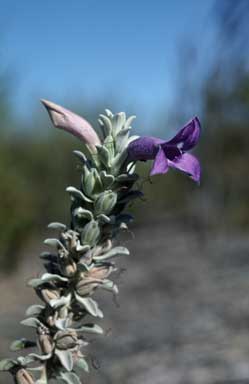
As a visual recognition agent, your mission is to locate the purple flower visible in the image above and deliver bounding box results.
[127,117,201,183]
[41,99,101,150]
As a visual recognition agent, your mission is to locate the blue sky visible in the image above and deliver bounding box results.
[0,0,215,127]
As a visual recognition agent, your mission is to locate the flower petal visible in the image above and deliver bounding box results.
[150,147,169,176]
[41,99,101,149]
[127,136,163,161]
[168,153,201,183]
[161,143,181,160]
[166,117,201,151]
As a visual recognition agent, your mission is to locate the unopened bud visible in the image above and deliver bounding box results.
[38,334,54,355]
[41,99,101,151]
[41,289,60,304]
[55,330,78,350]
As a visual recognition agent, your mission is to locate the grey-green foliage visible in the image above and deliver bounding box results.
[0,110,140,384]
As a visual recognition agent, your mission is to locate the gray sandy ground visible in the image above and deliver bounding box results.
[1,217,249,384]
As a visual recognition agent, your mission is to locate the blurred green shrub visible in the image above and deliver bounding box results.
[0,133,78,271]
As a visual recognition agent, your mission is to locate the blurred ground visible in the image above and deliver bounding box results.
[1,217,249,384]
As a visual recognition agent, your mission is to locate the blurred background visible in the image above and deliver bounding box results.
[1,0,249,383]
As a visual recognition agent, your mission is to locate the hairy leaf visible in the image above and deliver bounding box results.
[93,246,129,261]
[25,305,44,317]
[0,359,16,371]
[28,273,68,288]
[75,324,104,335]
[75,357,89,373]
[74,294,103,318]
[66,186,92,203]
[55,350,73,372]
[58,371,82,384]
[21,318,43,328]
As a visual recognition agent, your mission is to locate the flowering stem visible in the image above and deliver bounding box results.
[0,104,201,384]
[0,108,140,384]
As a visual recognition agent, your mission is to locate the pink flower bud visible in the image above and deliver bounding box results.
[41,99,101,150]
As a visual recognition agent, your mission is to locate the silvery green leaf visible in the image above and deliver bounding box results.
[124,115,136,129]
[127,135,139,145]
[91,168,102,193]
[21,318,43,328]
[16,356,33,366]
[10,338,36,351]
[98,117,104,127]
[93,246,129,261]
[84,170,95,196]
[26,305,44,317]
[100,171,114,188]
[94,191,117,216]
[97,214,111,224]
[96,145,110,168]
[38,272,68,282]
[50,294,71,309]
[118,190,143,204]
[103,134,113,147]
[55,350,73,372]
[58,372,81,384]
[75,324,103,335]
[81,220,100,246]
[73,150,88,163]
[75,244,90,253]
[75,358,89,373]
[102,279,119,294]
[115,128,131,152]
[44,238,65,249]
[73,207,93,221]
[28,273,68,288]
[48,222,67,230]
[54,318,71,331]
[103,135,115,157]
[112,112,126,134]
[74,294,103,318]
[98,114,112,136]
[111,150,128,171]
[81,163,90,180]
[105,108,113,118]
[40,251,52,258]
[28,278,46,288]
[66,187,92,203]
[0,358,16,371]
